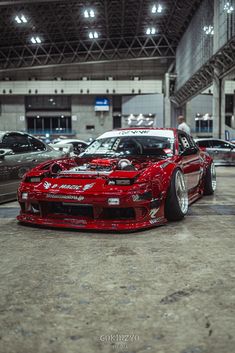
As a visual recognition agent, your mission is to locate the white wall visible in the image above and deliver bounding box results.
[0,96,25,131]
[71,96,113,140]
[122,94,164,127]
[0,80,162,95]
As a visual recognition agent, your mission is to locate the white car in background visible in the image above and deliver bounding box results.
[51,139,89,155]
[195,138,235,166]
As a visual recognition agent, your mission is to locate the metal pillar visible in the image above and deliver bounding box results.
[221,78,226,139]
[212,0,222,138]
[186,100,194,134]
[164,73,172,127]
[212,68,221,138]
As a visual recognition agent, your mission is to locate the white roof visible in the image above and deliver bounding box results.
[97,129,174,139]
[53,139,87,145]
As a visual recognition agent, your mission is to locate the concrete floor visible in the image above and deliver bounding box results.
[0,167,234,353]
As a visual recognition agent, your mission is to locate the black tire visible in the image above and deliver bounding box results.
[165,169,188,221]
[204,162,216,195]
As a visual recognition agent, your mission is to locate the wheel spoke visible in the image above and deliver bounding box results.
[175,170,188,214]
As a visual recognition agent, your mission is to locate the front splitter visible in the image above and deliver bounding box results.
[17,213,167,232]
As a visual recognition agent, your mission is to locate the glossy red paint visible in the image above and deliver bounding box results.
[17,128,213,231]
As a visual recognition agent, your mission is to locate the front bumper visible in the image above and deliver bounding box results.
[17,188,166,231]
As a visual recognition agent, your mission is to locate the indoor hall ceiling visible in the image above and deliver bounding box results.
[0,0,202,79]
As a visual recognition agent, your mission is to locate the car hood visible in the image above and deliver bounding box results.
[25,156,169,196]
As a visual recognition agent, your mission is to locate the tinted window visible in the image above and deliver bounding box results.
[189,136,199,150]
[211,140,232,149]
[197,140,212,148]
[1,133,31,153]
[28,136,47,151]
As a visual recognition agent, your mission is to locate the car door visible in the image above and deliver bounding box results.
[0,132,33,203]
[230,142,235,165]
[210,140,233,165]
[178,132,201,190]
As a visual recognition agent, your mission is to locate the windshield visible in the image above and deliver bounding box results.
[82,136,174,157]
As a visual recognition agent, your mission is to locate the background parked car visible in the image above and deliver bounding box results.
[51,139,88,155]
[195,138,235,165]
[0,131,67,203]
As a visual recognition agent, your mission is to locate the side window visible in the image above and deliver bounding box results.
[211,140,231,149]
[188,136,199,150]
[1,133,31,153]
[28,136,47,151]
[178,133,191,153]
[197,140,212,148]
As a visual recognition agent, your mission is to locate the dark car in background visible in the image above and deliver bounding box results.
[0,131,67,203]
[195,138,235,166]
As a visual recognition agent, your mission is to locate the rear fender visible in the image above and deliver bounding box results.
[199,151,213,176]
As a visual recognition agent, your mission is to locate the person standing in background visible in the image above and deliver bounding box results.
[177,115,191,135]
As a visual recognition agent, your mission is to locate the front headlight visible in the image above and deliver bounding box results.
[108,179,134,186]
[21,192,28,200]
[24,174,47,183]
[29,177,41,183]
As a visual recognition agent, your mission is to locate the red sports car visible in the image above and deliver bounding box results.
[17,128,216,231]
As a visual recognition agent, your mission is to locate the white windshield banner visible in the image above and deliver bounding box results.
[97,129,174,140]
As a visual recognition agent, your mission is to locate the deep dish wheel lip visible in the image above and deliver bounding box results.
[175,169,189,215]
[211,162,216,191]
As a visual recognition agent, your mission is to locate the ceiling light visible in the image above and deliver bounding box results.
[21,15,27,23]
[35,36,41,43]
[30,37,36,44]
[15,16,21,23]
[89,31,98,39]
[224,2,234,13]
[157,4,163,13]
[203,25,214,35]
[31,36,42,44]
[152,4,163,13]
[146,27,156,35]
[84,9,95,18]
[15,14,28,23]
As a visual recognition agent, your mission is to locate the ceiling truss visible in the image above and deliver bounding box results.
[0,35,176,71]
[0,0,202,73]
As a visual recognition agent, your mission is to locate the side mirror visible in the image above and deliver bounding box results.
[181,147,198,156]
[0,148,14,159]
